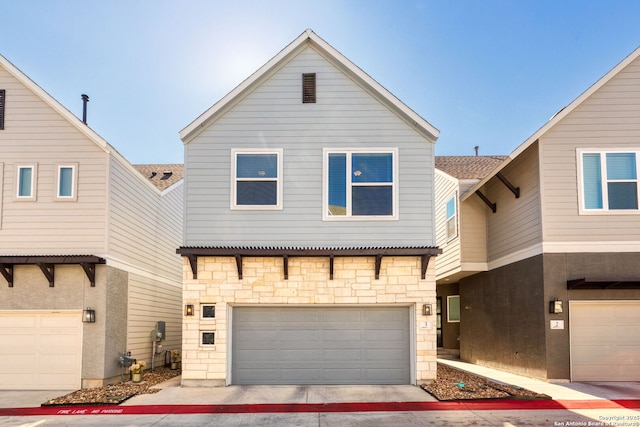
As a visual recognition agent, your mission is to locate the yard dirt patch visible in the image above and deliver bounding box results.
[422,363,551,401]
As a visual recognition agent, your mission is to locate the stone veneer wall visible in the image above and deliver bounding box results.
[181,256,437,386]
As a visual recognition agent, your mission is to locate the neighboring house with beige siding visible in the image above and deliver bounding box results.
[0,53,184,390]
[434,156,504,350]
[435,47,640,382]
[178,30,441,387]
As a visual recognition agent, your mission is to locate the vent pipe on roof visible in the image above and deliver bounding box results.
[81,94,89,124]
[474,145,479,156]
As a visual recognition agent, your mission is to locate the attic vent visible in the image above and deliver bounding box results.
[161,171,173,180]
[302,73,316,103]
[0,89,5,130]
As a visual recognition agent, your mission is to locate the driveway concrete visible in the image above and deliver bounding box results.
[1,358,639,426]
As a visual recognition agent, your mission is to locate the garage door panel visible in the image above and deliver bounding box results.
[323,349,362,360]
[280,350,321,361]
[322,329,361,341]
[233,306,410,385]
[570,301,640,381]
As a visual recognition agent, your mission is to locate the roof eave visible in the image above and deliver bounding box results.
[461,45,640,201]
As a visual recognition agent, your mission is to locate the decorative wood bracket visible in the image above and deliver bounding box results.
[188,255,198,279]
[80,262,98,287]
[177,247,443,282]
[37,263,55,287]
[0,263,13,287]
[235,255,243,280]
[375,255,383,280]
[420,255,433,280]
[496,172,520,198]
[475,190,497,213]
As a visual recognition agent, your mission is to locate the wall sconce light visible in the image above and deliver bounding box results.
[549,298,563,314]
[422,303,432,316]
[185,304,194,316]
[82,307,96,323]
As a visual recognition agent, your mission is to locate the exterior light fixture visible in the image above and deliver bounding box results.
[185,304,194,316]
[82,307,96,323]
[422,303,432,316]
[549,299,563,314]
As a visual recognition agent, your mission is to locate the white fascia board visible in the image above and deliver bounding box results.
[461,45,640,202]
[179,29,439,143]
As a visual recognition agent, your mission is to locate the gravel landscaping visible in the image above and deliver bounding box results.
[422,363,550,401]
[43,367,181,406]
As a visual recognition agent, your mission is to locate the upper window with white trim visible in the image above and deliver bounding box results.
[16,164,37,200]
[231,149,283,210]
[324,148,398,220]
[56,164,78,201]
[579,150,639,213]
[446,195,457,240]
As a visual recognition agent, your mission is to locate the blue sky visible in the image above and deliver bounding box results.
[2,0,640,164]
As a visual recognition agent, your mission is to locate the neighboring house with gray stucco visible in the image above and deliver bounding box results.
[178,29,441,387]
[435,47,640,382]
[0,53,184,390]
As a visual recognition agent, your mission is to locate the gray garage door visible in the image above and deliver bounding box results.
[232,306,410,385]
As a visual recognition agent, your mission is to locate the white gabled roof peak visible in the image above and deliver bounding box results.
[179,29,439,142]
[0,53,113,155]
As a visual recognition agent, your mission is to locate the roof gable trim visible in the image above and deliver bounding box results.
[179,29,439,142]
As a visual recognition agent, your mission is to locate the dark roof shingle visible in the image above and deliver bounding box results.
[133,164,184,190]
[435,156,506,180]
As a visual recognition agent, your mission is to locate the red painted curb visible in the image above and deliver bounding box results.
[1,399,639,416]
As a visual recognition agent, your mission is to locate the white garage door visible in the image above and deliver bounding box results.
[0,311,83,390]
[570,301,640,381]
[232,306,411,385]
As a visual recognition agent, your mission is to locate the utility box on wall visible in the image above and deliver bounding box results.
[152,321,166,342]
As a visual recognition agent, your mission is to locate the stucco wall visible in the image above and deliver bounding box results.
[543,252,640,379]
[182,255,437,386]
[459,255,547,379]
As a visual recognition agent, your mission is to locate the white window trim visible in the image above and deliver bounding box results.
[446,194,458,241]
[200,331,216,347]
[447,295,460,323]
[230,148,283,210]
[55,163,78,201]
[322,147,399,221]
[15,164,37,201]
[577,149,640,215]
[201,304,216,321]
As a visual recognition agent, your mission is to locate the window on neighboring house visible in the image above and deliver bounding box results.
[201,331,215,346]
[446,195,457,239]
[324,148,398,220]
[16,165,36,200]
[0,89,5,130]
[302,73,316,103]
[56,164,77,200]
[231,149,283,210]
[580,151,639,212]
[447,295,460,323]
